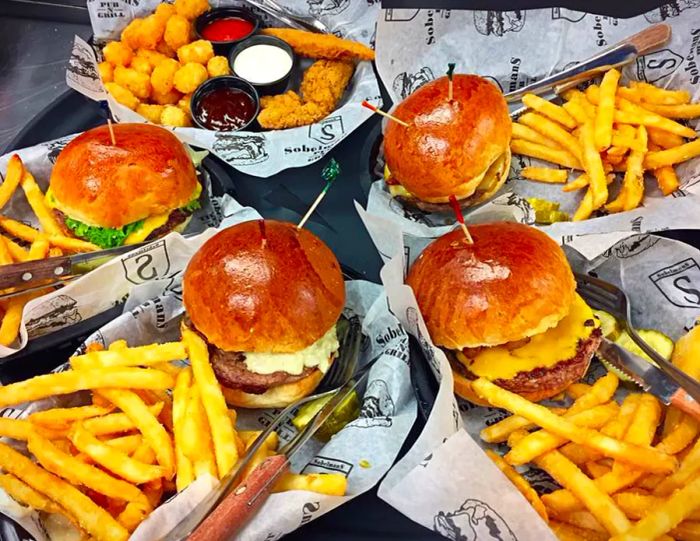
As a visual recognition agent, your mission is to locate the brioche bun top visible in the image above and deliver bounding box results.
[406,222,575,349]
[50,123,198,228]
[183,220,345,353]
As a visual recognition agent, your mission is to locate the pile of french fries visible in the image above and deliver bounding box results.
[0,155,100,347]
[512,68,700,221]
[475,371,700,541]
[0,325,346,541]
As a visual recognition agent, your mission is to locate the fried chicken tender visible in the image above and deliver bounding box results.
[261,28,375,61]
[98,61,114,83]
[105,82,140,110]
[173,62,208,94]
[161,105,192,127]
[103,41,133,67]
[152,88,183,105]
[137,103,165,124]
[165,14,193,51]
[175,0,210,20]
[207,56,230,77]
[151,58,180,94]
[177,40,214,65]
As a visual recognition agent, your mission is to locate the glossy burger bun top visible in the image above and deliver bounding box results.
[384,74,511,203]
[50,123,198,228]
[183,220,345,353]
[407,222,575,349]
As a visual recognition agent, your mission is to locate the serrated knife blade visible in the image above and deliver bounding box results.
[598,338,700,421]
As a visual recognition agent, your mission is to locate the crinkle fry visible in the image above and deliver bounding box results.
[261,28,375,61]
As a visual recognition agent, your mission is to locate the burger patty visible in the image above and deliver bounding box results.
[184,320,317,395]
[448,328,602,395]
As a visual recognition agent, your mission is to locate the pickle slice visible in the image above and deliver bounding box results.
[384,164,391,182]
[615,329,674,366]
[526,198,570,224]
[593,310,620,340]
[292,390,361,442]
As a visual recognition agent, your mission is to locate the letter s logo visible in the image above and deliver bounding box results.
[647,58,678,71]
[673,276,700,306]
[134,254,158,281]
[122,241,171,285]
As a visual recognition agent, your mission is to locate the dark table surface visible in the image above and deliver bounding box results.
[0,1,679,540]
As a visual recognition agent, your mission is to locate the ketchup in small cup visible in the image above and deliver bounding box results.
[229,35,296,96]
[191,76,260,132]
[195,7,259,55]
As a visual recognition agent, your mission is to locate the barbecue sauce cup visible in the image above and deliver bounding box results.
[191,76,260,132]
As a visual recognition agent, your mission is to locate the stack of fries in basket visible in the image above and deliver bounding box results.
[0,155,100,347]
[473,360,700,541]
[512,68,700,221]
[0,325,346,540]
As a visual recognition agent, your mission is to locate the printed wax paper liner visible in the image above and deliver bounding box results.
[369,4,700,247]
[357,199,700,540]
[0,220,416,540]
[66,0,381,178]
[0,131,253,358]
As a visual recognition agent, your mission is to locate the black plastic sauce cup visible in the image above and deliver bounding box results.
[194,7,260,56]
[229,35,296,96]
[191,76,260,132]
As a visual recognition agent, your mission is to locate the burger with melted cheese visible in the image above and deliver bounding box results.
[383,74,512,212]
[47,123,202,249]
[406,222,601,404]
[182,220,345,408]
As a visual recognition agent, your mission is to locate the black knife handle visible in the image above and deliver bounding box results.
[0,256,73,291]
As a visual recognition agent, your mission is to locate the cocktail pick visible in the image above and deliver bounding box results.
[297,159,341,229]
[361,101,409,127]
[107,119,117,145]
[448,195,473,244]
[447,63,456,101]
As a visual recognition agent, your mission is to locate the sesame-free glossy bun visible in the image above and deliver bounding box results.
[406,222,575,349]
[384,74,511,203]
[183,220,345,353]
[50,123,197,228]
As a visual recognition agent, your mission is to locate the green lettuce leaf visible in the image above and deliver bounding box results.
[64,217,144,249]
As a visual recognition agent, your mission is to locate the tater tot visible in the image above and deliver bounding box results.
[154,2,177,23]
[178,94,193,115]
[164,14,193,51]
[175,0,210,20]
[103,41,133,67]
[157,40,177,58]
[151,58,180,94]
[98,61,114,83]
[207,56,230,77]
[141,14,166,49]
[177,40,214,65]
[152,88,183,105]
[114,66,152,99]
[173,62,208,94]
[136,49,169,68]
[130,56,153,75]
[137,103,165,124]
[160,105,192,127]
[105,82,140,110]
[121,19,145,50]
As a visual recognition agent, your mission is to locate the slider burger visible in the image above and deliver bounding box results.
[47,123,202,249]
[383,74,512,211]
[182,220,346,408]
[406,222,601,404]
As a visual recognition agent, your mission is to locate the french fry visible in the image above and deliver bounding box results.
[657,414,699,455]
[653,165,680,196]
[510,139,582,170]
[513,122,563,149]
[48,247,63,257]
[552,510,606,533]
[671,521,700,541]
[550,520,607,541]
[0,473,63,514]
[585,461,611,479]
[0,216,40,243]
[619,393,660,446]
[97,389,175,480]
[272,472,348,496]
[182,383,218,479]
[629,81,692,105]
[647,127,685,149]
[28,236,49,259]
[173,367,194,492]
[2,236,29,262]
[0,156,24,211]
[559,442,603,465]
[83,402,163,436]
[568,373,619,415]
[614,492,700,522]
[0,442,129,541]
[579,120,608,208]
[521,166,568,184]
[70,422,164,484]
[641,102,700,119]
[485,449,548,521]
[506,403,618,465]
[472,378,677,473]
[655,435,700,496]
[70,341,187,370]
[522,93,578,130]
[481,416,537,443]
[645,138,700,169]
[0,368,173,407]
[0,287,47,347]
[182,324,238,478]
[239,430,279,451]
[602,394,641,439]
[614,103,697,140]
[29,404,114,429]
[519,112,583,163]
[611,474,700,541]
[20,172,62,236]
[565,382,591,399]
[47,234,99,253]
[611,132,645,153]
[573,188,595,221]
[562,99,591,126]
[594,69,621,150]
[103,434,142,455]
[0,237,12,265]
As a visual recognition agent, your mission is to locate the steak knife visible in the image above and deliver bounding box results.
[598,338,700,421]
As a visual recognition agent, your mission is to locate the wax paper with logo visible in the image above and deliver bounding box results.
[66,0,381,177]
[0,220,415,541]
[357,196,700,540]
[368,5,700,249]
